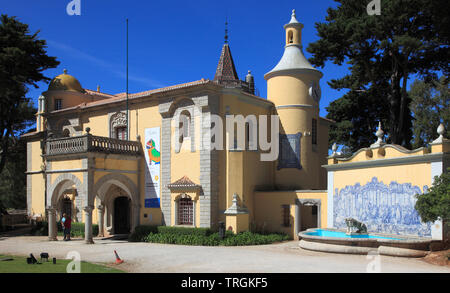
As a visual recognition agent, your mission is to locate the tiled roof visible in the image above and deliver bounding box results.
[84,89,118,99]
[50,79,214,113]
[167,175,201,189]
[214,44,239,83]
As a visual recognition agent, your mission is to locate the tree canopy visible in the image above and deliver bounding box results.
[409,76,449,149]
[0,137,27,209]
[307,0,450,152]
[0,14,59,173]
[415,168,450,223]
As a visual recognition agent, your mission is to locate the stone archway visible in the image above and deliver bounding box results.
[93,173,140,236]
[46,173,85,241]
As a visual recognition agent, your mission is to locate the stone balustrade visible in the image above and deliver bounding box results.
[46,134,142,157]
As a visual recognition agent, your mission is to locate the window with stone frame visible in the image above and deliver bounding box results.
[282,205,291,227]
[115,126,127,140]
[110,112,128,140]
[278,133,302,169]
[178,110,191,144]
[54,99,62,110]
[178,197,193,225]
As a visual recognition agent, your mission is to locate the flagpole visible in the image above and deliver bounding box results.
[126,18,129,140]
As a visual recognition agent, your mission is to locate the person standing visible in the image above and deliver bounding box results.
[61,213,67,240]
[64,213,72,241]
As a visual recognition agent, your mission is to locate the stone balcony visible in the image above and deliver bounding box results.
[45,134,142,157]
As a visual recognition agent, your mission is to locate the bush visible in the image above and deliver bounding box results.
[415,168,450,223]
[140,226,290,246]
[156,226,214,236]
[129,225,158,242]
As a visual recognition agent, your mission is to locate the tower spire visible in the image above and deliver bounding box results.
[224,17,228,44]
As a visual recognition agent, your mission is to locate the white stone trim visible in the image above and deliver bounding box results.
[327,171,334,228]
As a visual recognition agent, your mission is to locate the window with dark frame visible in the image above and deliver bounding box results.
[55,99,62,110]
[178,198,193,225]
[282,205,290,227]
[312,205,318,216]
[312,118,317,145]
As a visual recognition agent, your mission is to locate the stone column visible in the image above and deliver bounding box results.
[47,206,58,241]
[97,205,105,237]
[83,206,94,244]
[294,201,300,238]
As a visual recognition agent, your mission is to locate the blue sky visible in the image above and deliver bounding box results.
[2,0,349,117]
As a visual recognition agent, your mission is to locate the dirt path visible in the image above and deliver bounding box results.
[0,236,449,273]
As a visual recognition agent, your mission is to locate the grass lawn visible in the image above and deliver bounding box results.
[0,254,125,273]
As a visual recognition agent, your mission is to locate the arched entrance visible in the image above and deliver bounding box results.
[114,196,131,234]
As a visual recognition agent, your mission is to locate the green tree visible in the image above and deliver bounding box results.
[0,14,59,173]
[409,77,450,149]
[415,169,450,223]
[0,137,27,209]
[307,0,450,151]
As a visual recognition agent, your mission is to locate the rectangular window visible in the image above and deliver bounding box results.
[54,99,62,110]
[282,205,290,227]
[278,133,301,169]
[115,126,127,140]
[312,118,317,145]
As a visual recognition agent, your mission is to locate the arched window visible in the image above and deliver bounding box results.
[62,128,70,138]
[288,30,294,44]
[178,110,191,143]
[110,112,128,140]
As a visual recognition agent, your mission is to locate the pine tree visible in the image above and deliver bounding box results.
[307,0,450,151]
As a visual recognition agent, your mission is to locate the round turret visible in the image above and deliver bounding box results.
[265,10,326,190]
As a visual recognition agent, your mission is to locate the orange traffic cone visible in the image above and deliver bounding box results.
[114,250,124,264]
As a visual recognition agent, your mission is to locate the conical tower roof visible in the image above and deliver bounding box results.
[214,43,239,83]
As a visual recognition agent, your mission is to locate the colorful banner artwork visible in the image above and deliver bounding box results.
[144,127,161,208]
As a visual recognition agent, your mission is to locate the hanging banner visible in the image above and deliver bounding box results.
[144,127,161,208]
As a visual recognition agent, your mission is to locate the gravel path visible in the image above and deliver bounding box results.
[0,236,448,273]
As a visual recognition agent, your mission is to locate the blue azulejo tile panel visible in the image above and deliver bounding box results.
[333,177,431,237]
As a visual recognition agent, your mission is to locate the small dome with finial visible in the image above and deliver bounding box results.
[370,121,386,148]
[48,69,84,93]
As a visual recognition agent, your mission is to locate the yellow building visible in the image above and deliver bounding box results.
[24,10,331,242]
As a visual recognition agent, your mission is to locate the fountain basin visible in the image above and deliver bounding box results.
[298,228,432,257]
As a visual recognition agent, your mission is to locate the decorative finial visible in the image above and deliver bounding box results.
[292,9,296,17]
[85,127,91,134]
[432,123,446,144]
[97,85,100,92]
[332,142,337,153]
[224,18,228,44]
[63,69,68,74]
[370,121,385,148]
